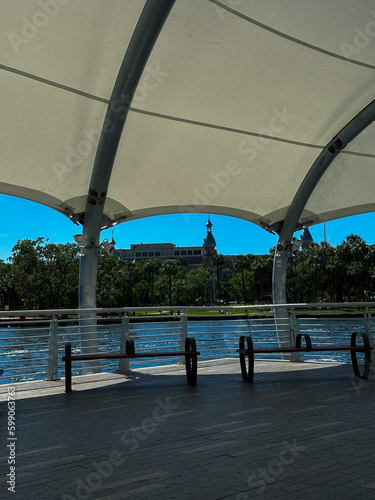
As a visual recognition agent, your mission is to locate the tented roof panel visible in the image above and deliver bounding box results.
[2,0,145,99]
[0,70,107,216]
[133,0,375,146]
[304,152,375,224]
[346,121,375,155]
[107,111,321,225]
[1,0,375,233]
[233,0,375,66]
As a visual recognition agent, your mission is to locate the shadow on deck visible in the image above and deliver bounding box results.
[1,359,375,499]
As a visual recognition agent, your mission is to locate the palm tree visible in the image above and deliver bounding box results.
[250,253,273,303]
[116,260,140,307]
[143,258,161,305]
[336,235,368,301]
[160,259,179,311]
[211,253,224,303]
[234,254,252,303]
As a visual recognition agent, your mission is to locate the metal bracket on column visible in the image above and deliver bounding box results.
[87,189,107,207]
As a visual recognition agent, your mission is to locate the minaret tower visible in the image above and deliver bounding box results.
[203,216,216,262]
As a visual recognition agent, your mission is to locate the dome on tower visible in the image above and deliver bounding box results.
[300,226,313,249]
[203,217,216,248]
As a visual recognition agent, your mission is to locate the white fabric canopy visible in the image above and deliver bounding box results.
[1,0,375,231]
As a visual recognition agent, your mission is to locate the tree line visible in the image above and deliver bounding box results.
[0,234,374,310]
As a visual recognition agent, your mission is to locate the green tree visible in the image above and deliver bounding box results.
[143,258,161,305]
[319,242,338,302]
[250,252,273,303]
[186,265,212,304]
[234,254,253,303]
[0,260,18,309]
[211,253,224,302]
[97,254,122,307]
[9,238,79,308]
[336,235,369,301]
[229,269,255,304]
[116,260,141,307]
[366,244,375,300]
[160,259,180,309]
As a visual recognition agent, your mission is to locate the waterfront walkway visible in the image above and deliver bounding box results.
[1,358,375,499]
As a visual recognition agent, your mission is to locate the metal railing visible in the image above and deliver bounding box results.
[0,303,374,384]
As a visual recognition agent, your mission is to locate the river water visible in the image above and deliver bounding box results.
[0,317,368,384]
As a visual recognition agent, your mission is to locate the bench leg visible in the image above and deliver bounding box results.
[185,337,197,386]
[65,343,72,393]
[239,336,254,383]
[126,338,135,355]
[350,332,371,380]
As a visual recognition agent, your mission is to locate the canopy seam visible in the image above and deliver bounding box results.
[209,0,375,71]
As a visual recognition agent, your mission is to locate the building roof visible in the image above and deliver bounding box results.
[1,1,375,235]
[300,227,314,249]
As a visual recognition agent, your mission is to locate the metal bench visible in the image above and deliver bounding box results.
[238,332,373,383]
[62,337,199,392]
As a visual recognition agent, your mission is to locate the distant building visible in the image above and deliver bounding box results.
[114,217,218,268]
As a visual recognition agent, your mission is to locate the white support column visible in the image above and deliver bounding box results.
[76,0,175,374]
[273,246,292,352]
[272,99,375,355]
[272,98,375,353]
[78,211,101,373]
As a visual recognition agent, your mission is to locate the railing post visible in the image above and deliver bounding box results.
[45,318,60,381]
[178,313,188,364]
[273,305,292,357]
[117,314,130,374]
[79,312,101,373]
[289,309,302,362]
[364,309,374,366]
[245,311,251,335]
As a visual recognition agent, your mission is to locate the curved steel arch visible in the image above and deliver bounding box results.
[272,98,375,346]
[79,0,175,311]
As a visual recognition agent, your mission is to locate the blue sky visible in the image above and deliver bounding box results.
[1,193,375,262]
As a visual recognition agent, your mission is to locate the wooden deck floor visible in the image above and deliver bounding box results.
[1,358,375,499]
